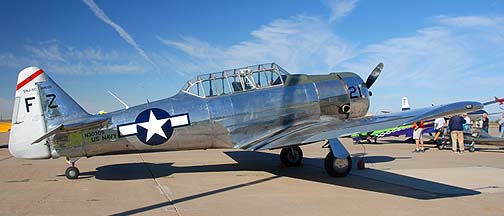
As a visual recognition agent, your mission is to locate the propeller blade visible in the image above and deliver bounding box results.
[365,62,384,88]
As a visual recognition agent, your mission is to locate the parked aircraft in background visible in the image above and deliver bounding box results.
[351,97,435,144]
[351,97,503,144]
[437,128,504,152]
[351,120,436,144]
[9,62,485,179]
[0,122,11,133]
[437,106,504,151]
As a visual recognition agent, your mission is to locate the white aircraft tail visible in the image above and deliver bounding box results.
[401,97,411,111]
[9,67,90,159]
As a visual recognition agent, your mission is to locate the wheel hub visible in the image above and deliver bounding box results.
[287,151,299,162]
[333,158,348,169]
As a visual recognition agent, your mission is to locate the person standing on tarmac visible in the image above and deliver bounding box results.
[499,113,504,138]
[462,113,471,133]
[413,120,425,153]
[481,113,489,133]
[449,114,466,153]
[434,117,446,146]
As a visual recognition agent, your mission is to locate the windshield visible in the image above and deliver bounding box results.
[182,63,289,98]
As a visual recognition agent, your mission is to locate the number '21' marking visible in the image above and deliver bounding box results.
[348,86,363,99]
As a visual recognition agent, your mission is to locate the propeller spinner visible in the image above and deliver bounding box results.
[365,62,384,89]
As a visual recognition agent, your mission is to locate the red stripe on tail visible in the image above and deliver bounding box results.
[16,69,44,90]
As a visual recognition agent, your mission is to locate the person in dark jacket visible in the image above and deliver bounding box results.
[449,114,466,152]
[481,113,489,133]
[499,113,504,138]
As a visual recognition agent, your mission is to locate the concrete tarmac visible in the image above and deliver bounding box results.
[1,128,503,216]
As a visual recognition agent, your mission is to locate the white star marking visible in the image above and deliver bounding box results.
[138,111,170,142]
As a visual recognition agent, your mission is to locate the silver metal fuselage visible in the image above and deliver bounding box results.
[51,73,370,158]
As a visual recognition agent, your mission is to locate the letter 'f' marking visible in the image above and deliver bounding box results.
[25,97,35,113]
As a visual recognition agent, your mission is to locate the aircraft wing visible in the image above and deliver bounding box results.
[249,101,483,151]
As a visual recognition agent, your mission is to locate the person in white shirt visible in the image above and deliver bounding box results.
[434,117,446,146]
[434,117,446,131]
[462,113,471,133]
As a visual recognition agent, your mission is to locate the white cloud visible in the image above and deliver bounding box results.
[342,15,504,85]
[25,43,65,62]
[342,27,475,86]
[159,13,504,113]
[339,15,504,112]
[159,13,504,95]
[0,53,25,69]
[0,40,148,75]
[434,15,503,28]
[322,0,358,22]
[82,0,156,66]
[159,15,355,75]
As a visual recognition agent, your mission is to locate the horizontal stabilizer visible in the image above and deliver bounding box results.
[32,116,109,144]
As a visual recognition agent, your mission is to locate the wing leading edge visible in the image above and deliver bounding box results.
[251,101,483,151]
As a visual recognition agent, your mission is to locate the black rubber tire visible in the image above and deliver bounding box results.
[324,152,352,177]
[469,146,475,152]
[65,167,80,180]
[280,146,303,167]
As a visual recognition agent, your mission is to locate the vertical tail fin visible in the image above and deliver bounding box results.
[9,67,90,159]
[401,97,411,111]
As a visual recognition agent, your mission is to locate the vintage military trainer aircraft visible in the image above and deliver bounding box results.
[9,63,484,179]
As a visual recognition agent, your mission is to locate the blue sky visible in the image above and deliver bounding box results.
[1,0,503,119]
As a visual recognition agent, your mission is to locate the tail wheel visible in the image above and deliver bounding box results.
[324,152,352,177]
[65,166,80,180]
[280,146,303,167]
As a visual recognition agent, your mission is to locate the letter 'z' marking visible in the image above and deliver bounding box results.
[117,108,190,145]
[46,94,58,108]
[25,97,35,112]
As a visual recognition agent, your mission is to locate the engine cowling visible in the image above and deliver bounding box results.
[312,72,370,119]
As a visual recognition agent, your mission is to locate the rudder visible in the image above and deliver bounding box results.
[401,97,411,111]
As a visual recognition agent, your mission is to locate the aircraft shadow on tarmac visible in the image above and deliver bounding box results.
[79,151,480,216]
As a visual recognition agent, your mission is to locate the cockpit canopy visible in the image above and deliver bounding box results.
[182,63,289,98]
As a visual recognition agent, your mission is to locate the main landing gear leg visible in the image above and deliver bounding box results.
[324,139,352,177]
[65,157,80,180]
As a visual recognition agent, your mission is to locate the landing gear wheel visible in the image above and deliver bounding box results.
[324,152,352,177]
[438,144,444,150]
[280,146,303,167]
[469,146,475,152]
[65,166,80,179]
